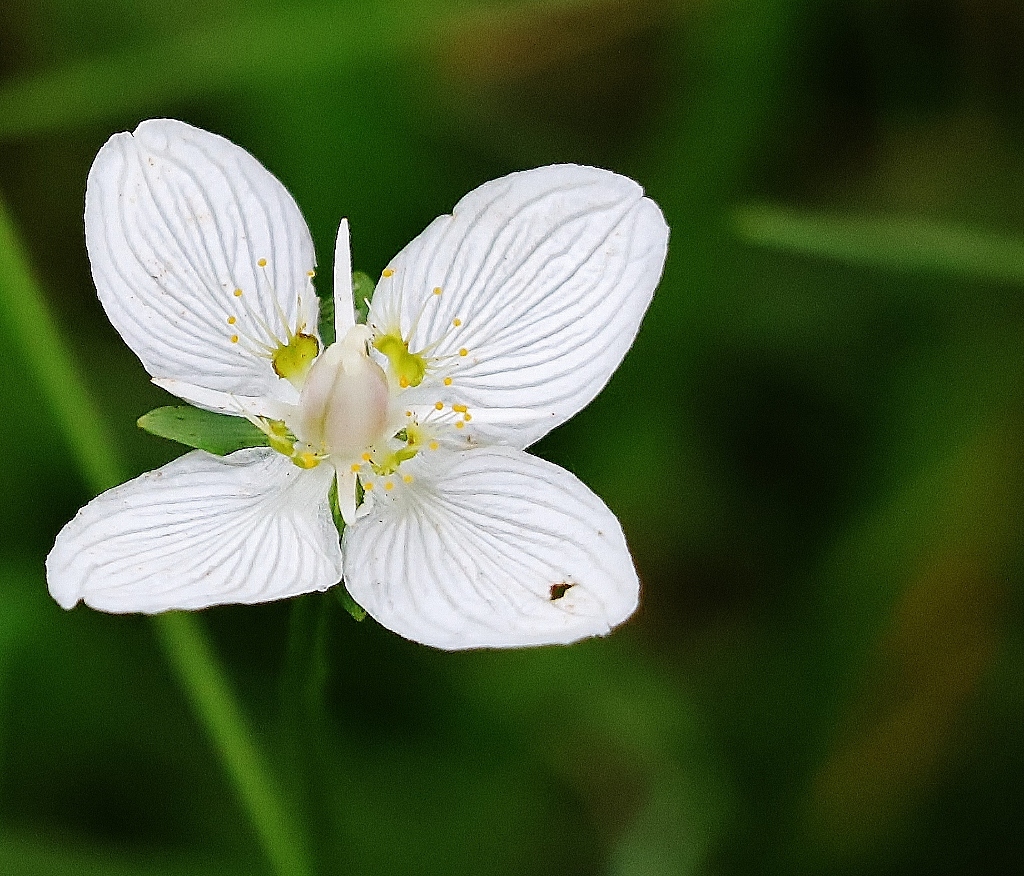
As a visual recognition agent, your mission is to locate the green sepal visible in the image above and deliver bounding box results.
[352,271,375,324]
[137,406,270,456]
[328,476,367,622]
[317,287,336,346]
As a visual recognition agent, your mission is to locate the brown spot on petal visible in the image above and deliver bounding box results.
[549,581,575,601]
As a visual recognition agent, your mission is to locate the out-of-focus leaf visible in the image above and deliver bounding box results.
[0,828,252,876]
[735,204,1024,286]
[137,406,270,456]
[0,0,608,139]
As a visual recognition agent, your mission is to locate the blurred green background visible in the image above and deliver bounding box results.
[1,0,1023,873]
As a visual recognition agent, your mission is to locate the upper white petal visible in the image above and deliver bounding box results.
[85,118,320,399]
[369,164,668,448]
[333,217,355,336]
[47,448,342,613]
[342,446,639,650]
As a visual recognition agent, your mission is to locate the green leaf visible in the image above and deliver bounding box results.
[734,204,1024,286]
[138,406,270,456]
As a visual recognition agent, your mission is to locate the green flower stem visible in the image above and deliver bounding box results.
[156,613,311,876]
[0,194,309,876]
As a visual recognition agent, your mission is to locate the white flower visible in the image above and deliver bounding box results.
[46,119,669,650]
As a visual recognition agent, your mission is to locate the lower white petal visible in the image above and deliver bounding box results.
[47,448,341,613]
[342,446,639,649]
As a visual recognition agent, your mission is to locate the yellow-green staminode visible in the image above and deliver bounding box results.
[271,332,319,386]
[373,332,426,388]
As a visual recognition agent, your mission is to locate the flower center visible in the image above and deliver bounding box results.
[294,325,391,463]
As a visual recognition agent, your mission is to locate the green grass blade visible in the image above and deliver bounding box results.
[0,198,123,492]
[735,203,1024,285]
[0,193,310,876]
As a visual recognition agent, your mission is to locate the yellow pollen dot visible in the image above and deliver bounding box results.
[234,288,243,297]
[455,421,465,429]
[230,335,239,343]
[307,270,315,278]
[227,315,237,325]
[258,258,267,267]
[433,287,442,296]
[399,375,410,388]
[350,463,361,472]
[452,318,462,327]
[402,474,414,484]
[429,441,439,451]
[384,481,394,491]
[382,268,394,278]
[459,348,468,357]
[443,377,453,386]
[363,481,374,490]
[463,413,472,421]
[452,403,467,413]
[435,401,444,410]
[405,410,412,417]
[362,452,372,462]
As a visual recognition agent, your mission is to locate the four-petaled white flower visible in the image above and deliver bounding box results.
[46,119,669,650]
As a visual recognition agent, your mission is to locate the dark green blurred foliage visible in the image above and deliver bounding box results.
[1,0,1023,874]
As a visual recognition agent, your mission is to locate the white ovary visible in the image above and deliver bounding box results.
[295,325,391,463]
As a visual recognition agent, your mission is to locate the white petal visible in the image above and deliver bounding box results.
[333,218,355,336]
[342,446,639,649]
[47,449,342,613]
[151,377,298,422]
[85,118,320,399]
[369,165,668,448]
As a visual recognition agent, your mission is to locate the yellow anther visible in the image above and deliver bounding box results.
[350,463,361,473]
[292,451,320,469]
[443,377,453,386]
[234,288,243,297]
[384,481,394,491]
[402,474,414,484]
[455,421,465,429]
[405,410,412,417]
[382,268,394,278]
[258,258,267,267]
[307,270,315,278]
[230,335,239,344]
[363,481,374,491]
[459,348,468,357]
[434,401,444,410]
[399,375,410,388]
[452,318,462,327]
[362,452,372,462]
[452,403,467,413]
[463,413,472,421]
[429,441,439,451]
[227,315,237,325]
[433,287,442,296]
